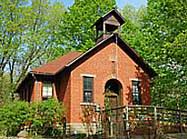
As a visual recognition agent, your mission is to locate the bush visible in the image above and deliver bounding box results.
[0,99,65,137]
[0,101,30,136]
[29,99,65,136]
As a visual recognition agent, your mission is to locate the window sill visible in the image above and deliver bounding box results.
[80,102,97,106]
[42,96,53,100]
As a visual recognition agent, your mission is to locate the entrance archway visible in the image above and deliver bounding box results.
[104,79,123,136]
[104,79,122,108]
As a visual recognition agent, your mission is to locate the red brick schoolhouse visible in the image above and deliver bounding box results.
[17,9,156,133]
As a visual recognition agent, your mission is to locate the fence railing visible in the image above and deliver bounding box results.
[100,105,187,138]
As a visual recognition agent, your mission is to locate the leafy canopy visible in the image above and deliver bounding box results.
[0,0,65,103]
[59,0,116,52]
[142,0,187,108]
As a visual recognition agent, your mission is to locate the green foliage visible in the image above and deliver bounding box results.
[29,99,65,136]
[0,0,66,103]
[121,1,187,109]
[0,101,30,136]
[104,97,113,117]
[151,31,187,108]
[141,0,187,108]
[59,0,116,51]
[0,74,13,105]
[121,5,147,55]
[0,99,65,137]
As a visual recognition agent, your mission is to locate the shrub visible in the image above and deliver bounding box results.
[0,99,65,137]
[80,105,97,136]
[29,99,65,136]
[0,101,30,136]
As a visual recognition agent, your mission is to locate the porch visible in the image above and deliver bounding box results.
[96,105,187,138]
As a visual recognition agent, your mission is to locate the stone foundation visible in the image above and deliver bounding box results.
[67,123,99,135]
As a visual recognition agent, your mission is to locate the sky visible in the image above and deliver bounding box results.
[62,0,147,9]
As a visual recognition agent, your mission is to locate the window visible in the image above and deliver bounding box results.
[42,82,53,100]
[83,76,93,103]
[132,80,141,105]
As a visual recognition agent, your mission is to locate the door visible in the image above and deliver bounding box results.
[104,79,123,137]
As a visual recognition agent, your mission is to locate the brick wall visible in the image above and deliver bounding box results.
[70,42,151,123]
[28,42,151,127]
[31,81,42,101]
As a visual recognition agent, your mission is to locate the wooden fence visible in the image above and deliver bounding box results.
[100,105,187,138]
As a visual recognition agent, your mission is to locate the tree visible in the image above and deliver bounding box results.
[142,0,187,108]
[156,30,187,108]
[120,1,187,109]
[121,5,147,55]
[58,0,116,52]
[0,0,66,103]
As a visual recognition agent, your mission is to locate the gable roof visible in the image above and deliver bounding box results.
[66,34,157,78]
[31,51,82,75]
[31,34,156,78]
[17,33,156,92]
[92,9,125,27]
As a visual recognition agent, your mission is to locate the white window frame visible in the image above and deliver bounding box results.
[42,82,53,99]
[83,76,94,103]
[131,80,141,105]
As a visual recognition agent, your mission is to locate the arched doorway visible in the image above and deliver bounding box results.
[104,79,123,136]
[104,79,122,108]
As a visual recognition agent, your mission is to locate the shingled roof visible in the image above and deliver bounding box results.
[17,33,156,93]
[92,9,125,27]
[31,34,156,78]
[65,34,156,78]
[31,51,82,75]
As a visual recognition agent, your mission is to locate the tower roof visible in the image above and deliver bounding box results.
[92,9,125,28]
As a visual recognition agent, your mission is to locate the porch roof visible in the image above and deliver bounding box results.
[31,51,82,75]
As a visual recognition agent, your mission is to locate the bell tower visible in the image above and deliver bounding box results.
[92,9,125,43]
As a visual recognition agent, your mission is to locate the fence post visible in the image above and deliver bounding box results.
[154,106,157,136]
[108,116,113,137]
[110,119,113,137]
[126,106,130,139]
[179,109,182,133]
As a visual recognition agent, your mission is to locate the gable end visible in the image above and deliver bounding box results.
[66,34,156,78]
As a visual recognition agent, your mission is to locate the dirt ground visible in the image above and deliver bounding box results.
[1,133,187,139]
